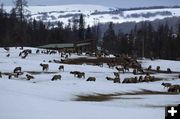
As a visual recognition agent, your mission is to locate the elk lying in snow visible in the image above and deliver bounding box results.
[51,75,61,81]
[26,74,34,80]
[59,65,64,71]
[40,63,49,71]
[106,76,114,81]
[4,47,10,52]
[161,82,171,89]
[86,77,96,81]
[6,54,10,57]
[168,85,180,93]
[8,73,20,79]
[122,77,138,83]
[13,67,22,73]
[70,71,85,78]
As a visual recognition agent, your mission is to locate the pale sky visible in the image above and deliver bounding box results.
[0,0,180,8]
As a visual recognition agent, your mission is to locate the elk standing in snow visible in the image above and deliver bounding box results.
[40,63,49,71]
[59,65,64,71]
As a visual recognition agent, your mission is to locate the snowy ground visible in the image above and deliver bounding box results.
[0,47,180,119]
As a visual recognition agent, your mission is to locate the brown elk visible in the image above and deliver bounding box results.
[4,47,10,52]
[26,74,34,80]
[86,77,96,81]
[167,68,172,73]
[156,66,160,72]
[122,77,138,83]
[70,71,85,78]
[161,82,171,89]
[115,67,125,73]
[113,72,120,78]
[51,75,61,81]
[6,54,10,57]
[59,65,64,71]
[40,63,49,71]
[13,67,22,73]
[168,85,180,93]
[147,65,152,70]
[106,76,114,81]
[113,77,121,83]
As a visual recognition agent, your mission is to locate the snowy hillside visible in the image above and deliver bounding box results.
[4,4,180,26]
[0,47,180,119]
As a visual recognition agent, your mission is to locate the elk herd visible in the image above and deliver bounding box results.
[1,47,180,93]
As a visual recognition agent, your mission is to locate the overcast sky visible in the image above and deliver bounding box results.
[1,0,180,8]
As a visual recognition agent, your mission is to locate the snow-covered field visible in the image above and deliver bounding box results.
[4,5,180,26]
[0,47,180,119]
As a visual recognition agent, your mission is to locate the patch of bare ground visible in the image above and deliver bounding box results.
[74,89,180,102]
[26,71,59,75]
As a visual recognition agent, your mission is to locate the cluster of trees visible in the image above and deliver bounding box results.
[0,0,179,59]
[102,22,180,59]
[0,0,99,47]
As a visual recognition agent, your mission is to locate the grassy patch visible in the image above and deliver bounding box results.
[74,89,179,102]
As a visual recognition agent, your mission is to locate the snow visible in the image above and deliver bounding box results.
[0,47,180,119]
[3,5,180,27]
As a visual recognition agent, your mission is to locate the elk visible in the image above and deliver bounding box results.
[115,67,124,73]
[161,82,171,89]
[138,76,143,82]
[26,74,34,80]
[40,63,49,71]
[70,71,85,78]
[156,66,160,72]
[59,65,64,71]
[6,54,10,57]
[13,67,22,73]
[147,65,152,70]
[167,68,172,73]
[8,73,20,79]
[168,85,180,93]
[113,72,120,78]
[51,75,61,81]
[4,47,10,52]
[113,77,120,83]
[106,76,114,81]
[122,77,138,83]
[86,77,96,81]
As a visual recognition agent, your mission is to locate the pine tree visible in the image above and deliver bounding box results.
[14,0,29,22]
[79,14,85,40]
[102,22,117,53]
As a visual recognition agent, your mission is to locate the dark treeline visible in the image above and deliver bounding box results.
[0,1,98,47]
[102,22,180,60]
[0,1,180,60]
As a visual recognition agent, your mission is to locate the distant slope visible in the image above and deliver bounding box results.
[4,4,180,27]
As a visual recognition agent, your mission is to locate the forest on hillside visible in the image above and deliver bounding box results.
[0,0,180,60]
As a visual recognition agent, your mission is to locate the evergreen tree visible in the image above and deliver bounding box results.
[79,14,85,40]
[14,0,29,22]
[102,22,117,53]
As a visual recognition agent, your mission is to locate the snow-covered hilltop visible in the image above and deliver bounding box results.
[4,4,180,26]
